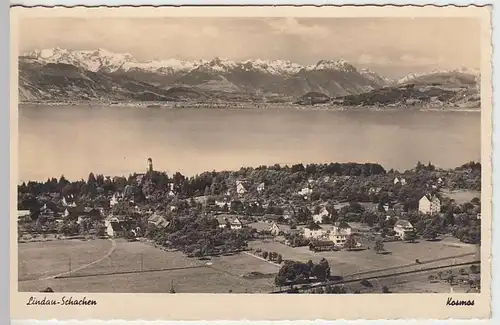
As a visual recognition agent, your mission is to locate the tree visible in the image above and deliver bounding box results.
[404,231,418,243]
[422,226,438,241]
[87,173,97,186]
[374,239,385,254]
[344,234,357,251]
[277,254,283,264]
[262,251,269,259]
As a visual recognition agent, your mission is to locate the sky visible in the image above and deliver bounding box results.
[19,17,481,78]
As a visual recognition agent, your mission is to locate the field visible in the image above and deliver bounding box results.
[248,236,479,277]
[441,189,481,205]
[18,234,479,293]
[341,266,479,294]
[18,239,279,293]
[18,239,114,281]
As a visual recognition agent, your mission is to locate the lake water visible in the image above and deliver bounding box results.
[18,105,481,182]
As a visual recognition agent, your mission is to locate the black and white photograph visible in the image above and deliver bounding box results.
[11,6,490,316]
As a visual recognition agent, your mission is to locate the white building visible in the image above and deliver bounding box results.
[215,200,229,208]
[329,221,352,246]
[400,178,407,186]
[303,225,327,239]
[268,222,282,236]
[236,181,248,195]
[419,194,441,215]
[257,182,265,194]
[62,195,77,208]
[394,177,400,185]
[216,215,243,230]
[109,193,121,207]
[298,187,313,199]
[394,219,414,240]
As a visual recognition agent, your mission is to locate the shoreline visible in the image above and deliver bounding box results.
[19,101,481,112]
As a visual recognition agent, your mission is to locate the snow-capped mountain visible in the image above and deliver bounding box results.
[23,48,137,73]
[19,47,398,101]
[22,48,366,77]
[398,67,480,84]
[359,68,394,86]
[241,59,303,75]
[305,59,357,73]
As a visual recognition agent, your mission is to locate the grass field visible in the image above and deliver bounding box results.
[248,237,478,276]
[18,239,279,293]
[343,267,477,294]
[18,235,479,293]
[441,189,481,205]
[18,239,114,281]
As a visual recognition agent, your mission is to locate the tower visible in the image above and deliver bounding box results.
[147,158,153,173]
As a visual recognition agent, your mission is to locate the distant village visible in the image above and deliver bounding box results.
[17,159,481,258]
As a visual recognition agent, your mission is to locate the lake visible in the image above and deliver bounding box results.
[18,105,481,182]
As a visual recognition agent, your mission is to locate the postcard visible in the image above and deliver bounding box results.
[10,4,492,320]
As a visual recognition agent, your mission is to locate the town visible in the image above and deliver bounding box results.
[17,159,481,294]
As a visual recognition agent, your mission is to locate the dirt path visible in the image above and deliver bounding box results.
[39,239,117,280]
[243,251,281,267]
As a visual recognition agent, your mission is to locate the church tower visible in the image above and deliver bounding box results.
[147,158,153,173]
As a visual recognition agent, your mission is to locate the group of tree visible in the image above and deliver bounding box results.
[254,249,283,263]
[275,258,331,287]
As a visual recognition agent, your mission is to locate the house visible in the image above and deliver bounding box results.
[369,187,382,194]
[109,193,121,207]
[282,208,294,220]
[17,210,31,223]
[216,214,243,230]
[400,178,407,186]
[135,174,145,185]
[257,182,265,194]
[148,213,170,228]
[312,206,329,224]
[394,177,400,185]
[329,221,352,246]
[236,181,248,195]
[104,216,127,237]
[39,204,55,219]
[419,194,441,215]
[215,200,229,209]
[309,240,338,252]
[268,222,282,236]
[303,224,327,239]
[61,195,77,208]
[394,219,414,240]
[298,187,313,199]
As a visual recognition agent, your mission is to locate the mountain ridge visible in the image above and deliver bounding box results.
[19,48,480,106]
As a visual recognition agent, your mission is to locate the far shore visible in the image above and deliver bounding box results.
[19,101,481,112]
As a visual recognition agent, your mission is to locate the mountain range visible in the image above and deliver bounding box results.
[19,48,480,108]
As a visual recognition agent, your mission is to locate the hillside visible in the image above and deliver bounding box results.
[295,92,331,105]
[291,69,481,109]
[333,84,480,109]
[20,48,392,102]
[18,59,213,103]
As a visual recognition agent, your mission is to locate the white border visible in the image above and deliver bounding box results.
[5,1,498,325]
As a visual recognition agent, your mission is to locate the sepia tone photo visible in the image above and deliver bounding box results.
[10,5,492,321]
